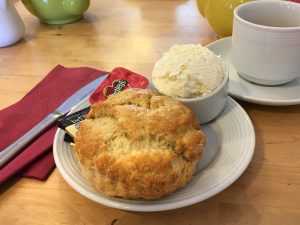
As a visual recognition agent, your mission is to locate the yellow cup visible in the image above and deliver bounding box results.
[196,0,252,38]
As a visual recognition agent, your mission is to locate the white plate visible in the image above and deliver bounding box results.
[207,37,300,106]
[53,97,255,212]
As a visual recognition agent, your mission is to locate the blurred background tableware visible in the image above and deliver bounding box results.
[0,0,25,47]
[196,0,252,38]
[21,0,90,24]
[231,0,300,86]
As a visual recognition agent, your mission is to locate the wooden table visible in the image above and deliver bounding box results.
[1,1,300,224]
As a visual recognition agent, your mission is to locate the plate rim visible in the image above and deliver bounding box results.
[206,36,300,106]
[53,96,255,212]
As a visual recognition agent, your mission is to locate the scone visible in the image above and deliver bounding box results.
[74,89,205,199]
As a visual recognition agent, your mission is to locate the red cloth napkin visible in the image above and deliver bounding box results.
[0,65,108,185]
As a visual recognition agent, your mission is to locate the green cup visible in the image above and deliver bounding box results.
[21,0,91,24]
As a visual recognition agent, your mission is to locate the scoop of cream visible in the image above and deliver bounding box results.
[152,44,225,98]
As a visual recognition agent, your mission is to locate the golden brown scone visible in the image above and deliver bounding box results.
[74,89,205,200]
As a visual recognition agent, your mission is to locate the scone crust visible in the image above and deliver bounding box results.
[74,89,205,199]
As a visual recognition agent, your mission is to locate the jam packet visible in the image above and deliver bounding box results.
[58,67,149,142]
[89,67,149,104]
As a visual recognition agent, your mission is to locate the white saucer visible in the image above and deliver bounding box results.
[206,37,300,106]
[53,97,255,212]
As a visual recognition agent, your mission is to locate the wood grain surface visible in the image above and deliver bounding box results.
[1,1,300,225]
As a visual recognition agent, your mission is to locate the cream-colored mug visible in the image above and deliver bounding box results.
[231,0,300,86]
[0,0,25,47]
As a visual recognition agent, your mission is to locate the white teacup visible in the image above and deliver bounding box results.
[231,0,300,86]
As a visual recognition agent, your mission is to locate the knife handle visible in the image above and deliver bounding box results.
[0,113,62,168]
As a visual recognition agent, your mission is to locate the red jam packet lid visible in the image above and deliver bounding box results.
[89,67,149,104]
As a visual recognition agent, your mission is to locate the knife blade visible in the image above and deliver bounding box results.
[0,75,107,168]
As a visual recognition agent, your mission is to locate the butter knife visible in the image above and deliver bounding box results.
[0,75,107,168]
